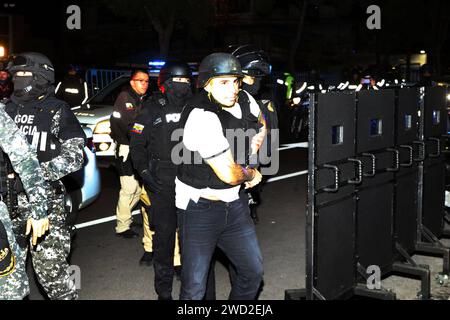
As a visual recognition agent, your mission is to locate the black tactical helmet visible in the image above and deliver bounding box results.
[8,52,55,84]
[157,61,192,88]
[197,53,243,88]
[230,45,271,77]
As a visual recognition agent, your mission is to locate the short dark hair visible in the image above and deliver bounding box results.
[131,69,149,79]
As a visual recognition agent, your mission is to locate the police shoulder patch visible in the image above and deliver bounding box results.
[131,123,145,134]
[125,103,134,110]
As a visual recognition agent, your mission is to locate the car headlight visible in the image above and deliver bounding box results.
[94,120,111,134]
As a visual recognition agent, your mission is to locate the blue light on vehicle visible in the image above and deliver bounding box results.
[148,60,166,67]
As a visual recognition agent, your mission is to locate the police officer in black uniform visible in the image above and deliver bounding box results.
[231,45,279,224]
[110,69,149,239]
[55,65,87,108]
[5,52,85,300]
[130,61,192,300]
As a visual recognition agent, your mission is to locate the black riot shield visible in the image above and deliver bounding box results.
[355,90,396,274]
[306,92,358,299]
[422,86,447,237]
[394,88,420,254]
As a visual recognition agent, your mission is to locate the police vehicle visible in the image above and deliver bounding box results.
[63,127,101,224]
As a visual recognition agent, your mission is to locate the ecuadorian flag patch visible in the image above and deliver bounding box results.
[131,123,145,134]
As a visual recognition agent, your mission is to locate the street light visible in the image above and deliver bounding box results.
[0,46,5,58]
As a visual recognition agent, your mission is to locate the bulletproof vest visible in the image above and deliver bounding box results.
[0,219,16,278]
[5,97,63,163]
[147,93,184,163]
[177,91,260,190]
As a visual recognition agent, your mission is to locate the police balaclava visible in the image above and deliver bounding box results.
[9,52,55,104]
[0,221,16,278]
[242,77,262,96]
[12,72,52,104]
[163,78,192,106]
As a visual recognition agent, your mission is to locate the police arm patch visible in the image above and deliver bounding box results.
[112,111,121,119]
[131,123,145,134]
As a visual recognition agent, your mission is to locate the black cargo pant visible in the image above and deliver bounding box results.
[146,174,177,299]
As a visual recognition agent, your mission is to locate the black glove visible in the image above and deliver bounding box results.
[140,169,163,194]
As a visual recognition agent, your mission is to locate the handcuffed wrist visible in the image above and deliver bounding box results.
[242,166,255,181]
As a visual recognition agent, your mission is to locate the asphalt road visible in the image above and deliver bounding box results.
[26,146,450,300]
[27,147,308,300]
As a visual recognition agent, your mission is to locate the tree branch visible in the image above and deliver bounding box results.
[143,5,164,34]
[288,0,308,73]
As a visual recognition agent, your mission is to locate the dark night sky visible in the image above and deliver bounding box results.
[1,0,450,80]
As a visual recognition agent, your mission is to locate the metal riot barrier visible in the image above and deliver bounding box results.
[285,85,449,300]
[84,68,131,96]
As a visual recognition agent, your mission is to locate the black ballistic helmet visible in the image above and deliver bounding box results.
[197,53,243,88]
[230,45,271,77]
[8,52,55,84]
[158,61,192,88]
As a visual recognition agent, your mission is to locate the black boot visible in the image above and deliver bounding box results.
[139,251,154,266]
[116,228,139,238]
[174,266,182,281]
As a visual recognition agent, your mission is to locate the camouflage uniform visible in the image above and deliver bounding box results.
[6,52,85,300]
[5,101,85,300]
[0,103,48,300]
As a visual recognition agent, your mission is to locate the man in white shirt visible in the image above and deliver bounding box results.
[176,53,265,300]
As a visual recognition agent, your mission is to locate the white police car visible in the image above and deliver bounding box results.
[63,127,101,225]
[73,74,158,157]
[73,75,126,157]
